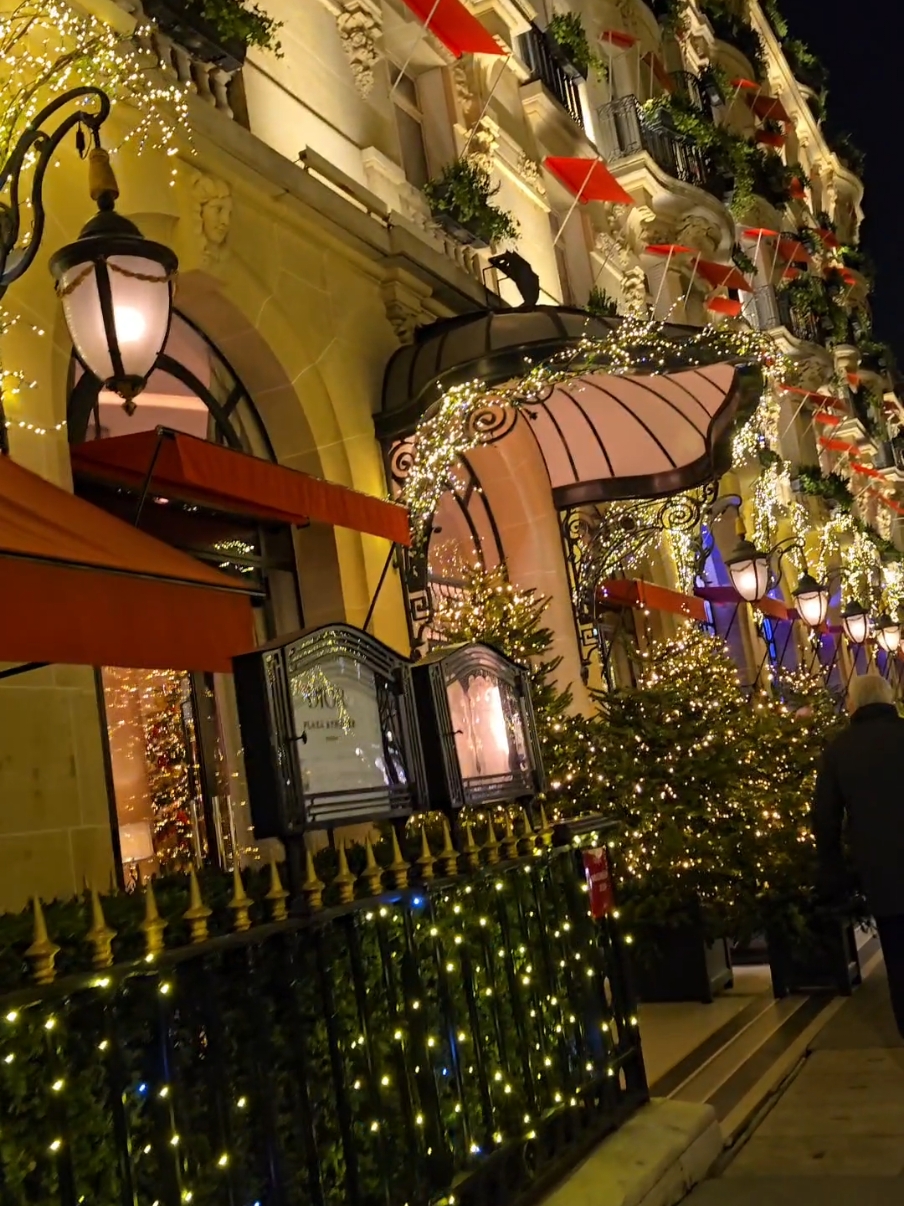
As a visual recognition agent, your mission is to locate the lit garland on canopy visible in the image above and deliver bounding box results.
[400,317,786,542]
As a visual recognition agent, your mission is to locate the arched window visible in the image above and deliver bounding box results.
[68,311,274,459]
[68,314,299,885]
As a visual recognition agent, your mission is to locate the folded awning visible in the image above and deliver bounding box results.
[695,584,790,622]
[399,0,502,57]
[600,578,707,621]
[694,259,751,293]
[0,454,256,672]
[520,362,748,505]
[544,157,634,205]
[71,429,411,546]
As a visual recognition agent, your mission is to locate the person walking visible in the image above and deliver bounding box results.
[812,671,904,1037]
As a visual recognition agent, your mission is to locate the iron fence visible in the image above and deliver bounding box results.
[518,26,584,126]
[596,96,721,197]
[0,821,646,1206]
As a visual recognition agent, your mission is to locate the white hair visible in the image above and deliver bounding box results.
[848,672,895,711]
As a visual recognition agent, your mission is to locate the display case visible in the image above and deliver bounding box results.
[411,643,545,813]
[233,623,425,837]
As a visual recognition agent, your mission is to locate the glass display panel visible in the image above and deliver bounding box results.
[445,668,530,784]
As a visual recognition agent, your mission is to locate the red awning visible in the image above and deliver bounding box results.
[601,28,637,48]
[695,584,790,622]
[544,157,634,205]
[706,296,742,316]
[779,384,845,410]
[599,578,707,622]
[815,411,841,427]
[0,453,256,671]
[694,259,751,293]
[742,227,779,240]
[749,94,791,123]
[398,0,502,57]
[755,130,785,148]
[71,429,411,546]
[645,243,694,256]
[731,77,760,91]
[776,238,810,265]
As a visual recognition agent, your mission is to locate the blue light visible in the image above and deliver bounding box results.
[137,1083,148,1096]
[411,896,424,907]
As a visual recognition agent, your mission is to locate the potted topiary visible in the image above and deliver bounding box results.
[143,0,281,70]
[546,12,605,81]
[423,158,519,249]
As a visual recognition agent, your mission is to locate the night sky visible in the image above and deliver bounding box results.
[780,0,901,365]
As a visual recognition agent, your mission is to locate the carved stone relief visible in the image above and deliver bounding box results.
[191,172,232,269]
[336,0,382,97]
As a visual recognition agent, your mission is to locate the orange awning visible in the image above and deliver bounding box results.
[398,0,502,57]
[544,157,634,205]
[694,259,751,293]
[705,295,742,316]
[71,429,411,546]
[599,578,707,622]
[0,453,256,672]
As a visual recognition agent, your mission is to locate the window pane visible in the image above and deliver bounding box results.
[395,105,429,189]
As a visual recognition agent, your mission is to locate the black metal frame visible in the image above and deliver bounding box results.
[411,643,546,813]
[233,623,426,843]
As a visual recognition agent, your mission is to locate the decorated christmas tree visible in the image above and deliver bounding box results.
[142,672,195,871]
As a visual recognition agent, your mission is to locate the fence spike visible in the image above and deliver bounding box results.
[439,817,459,877]
[87,887,116,969]
[520,806,538,854]
[141,881,166,957]
[538,803,555,848]
[334,838,357,903]
[484,817,500,865]
[25,897,59,985]
[362,835,384,896]
[388,828,410,890]
[266,859,290,921]
[183,868,212,944]
[302,848,325,912]
[416,825,435,880]
[229,865,252,933]
[461,822,480,871]
[502,812,519,860]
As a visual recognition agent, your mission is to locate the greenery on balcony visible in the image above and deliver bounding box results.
[146,0,281,53]
[798,466,902,560]
[699,0,768,81]
[585,286,619,318]
[642,91,801,215]
[778,271,852,347]
[831,131,866,179]
[546,12,606,79]
[423,158,519,247]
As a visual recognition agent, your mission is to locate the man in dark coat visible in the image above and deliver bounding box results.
[812,672,904,1037]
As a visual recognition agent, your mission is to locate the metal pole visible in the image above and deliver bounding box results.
[362,543,396,633]
[460,53,512,158]
[552,158,599,247]
[390,0,443,98]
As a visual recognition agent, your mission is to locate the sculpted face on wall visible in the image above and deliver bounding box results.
[191,172,232,267]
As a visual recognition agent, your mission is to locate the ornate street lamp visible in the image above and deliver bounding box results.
[791,572,830,630]
[841,601,870,646]
[0,87,177,434]
[724,534,771,603]
[874,613,901,655]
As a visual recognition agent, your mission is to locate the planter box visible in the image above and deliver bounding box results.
[767,915,862,998]
[432,209,489,250]
[731,933,769,966]
[142,0,246,70]
[630,922,733,1004]
[547,33,586,80]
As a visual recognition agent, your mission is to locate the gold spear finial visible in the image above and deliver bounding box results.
[184,869,212,944]
[538,803,555,848]
[502,811,519,860]
[266,859,289,921]
[333,839,357,904]
[387,829,410,890]
[87,888,116,969]
[484,815,501,865]
[461,822,480,871]
[439,816,459,877]
[141,880,166,957]
[302,848,325,912]
[362,835,384,896]
[416,825,435,881]
[26,897,59,985]
[229,865,252,933]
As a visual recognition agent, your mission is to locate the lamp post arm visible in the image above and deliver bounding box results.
[768,536,807,592]
[0,86,110,298]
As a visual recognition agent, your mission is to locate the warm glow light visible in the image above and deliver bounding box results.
[875,615,901,654]
[842,603,870,646]
[792,573,829,630]
[114,306,147,344]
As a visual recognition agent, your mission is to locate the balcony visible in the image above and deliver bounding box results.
[597,96,724,198]
[741,284,826,345]
[518,24,584,126]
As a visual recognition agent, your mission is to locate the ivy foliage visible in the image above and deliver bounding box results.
[547,12,606,79]
[423,158,519,246]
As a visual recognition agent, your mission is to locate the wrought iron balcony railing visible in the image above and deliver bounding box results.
[741,284,825,345]
[518,24,584,126]
[597,96,723,198]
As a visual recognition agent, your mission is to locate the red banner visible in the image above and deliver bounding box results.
[583,848,615,919]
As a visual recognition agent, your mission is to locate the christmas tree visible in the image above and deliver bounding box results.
[142,672,195,872]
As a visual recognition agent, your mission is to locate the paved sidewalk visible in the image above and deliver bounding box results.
[685,963,904,1205]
